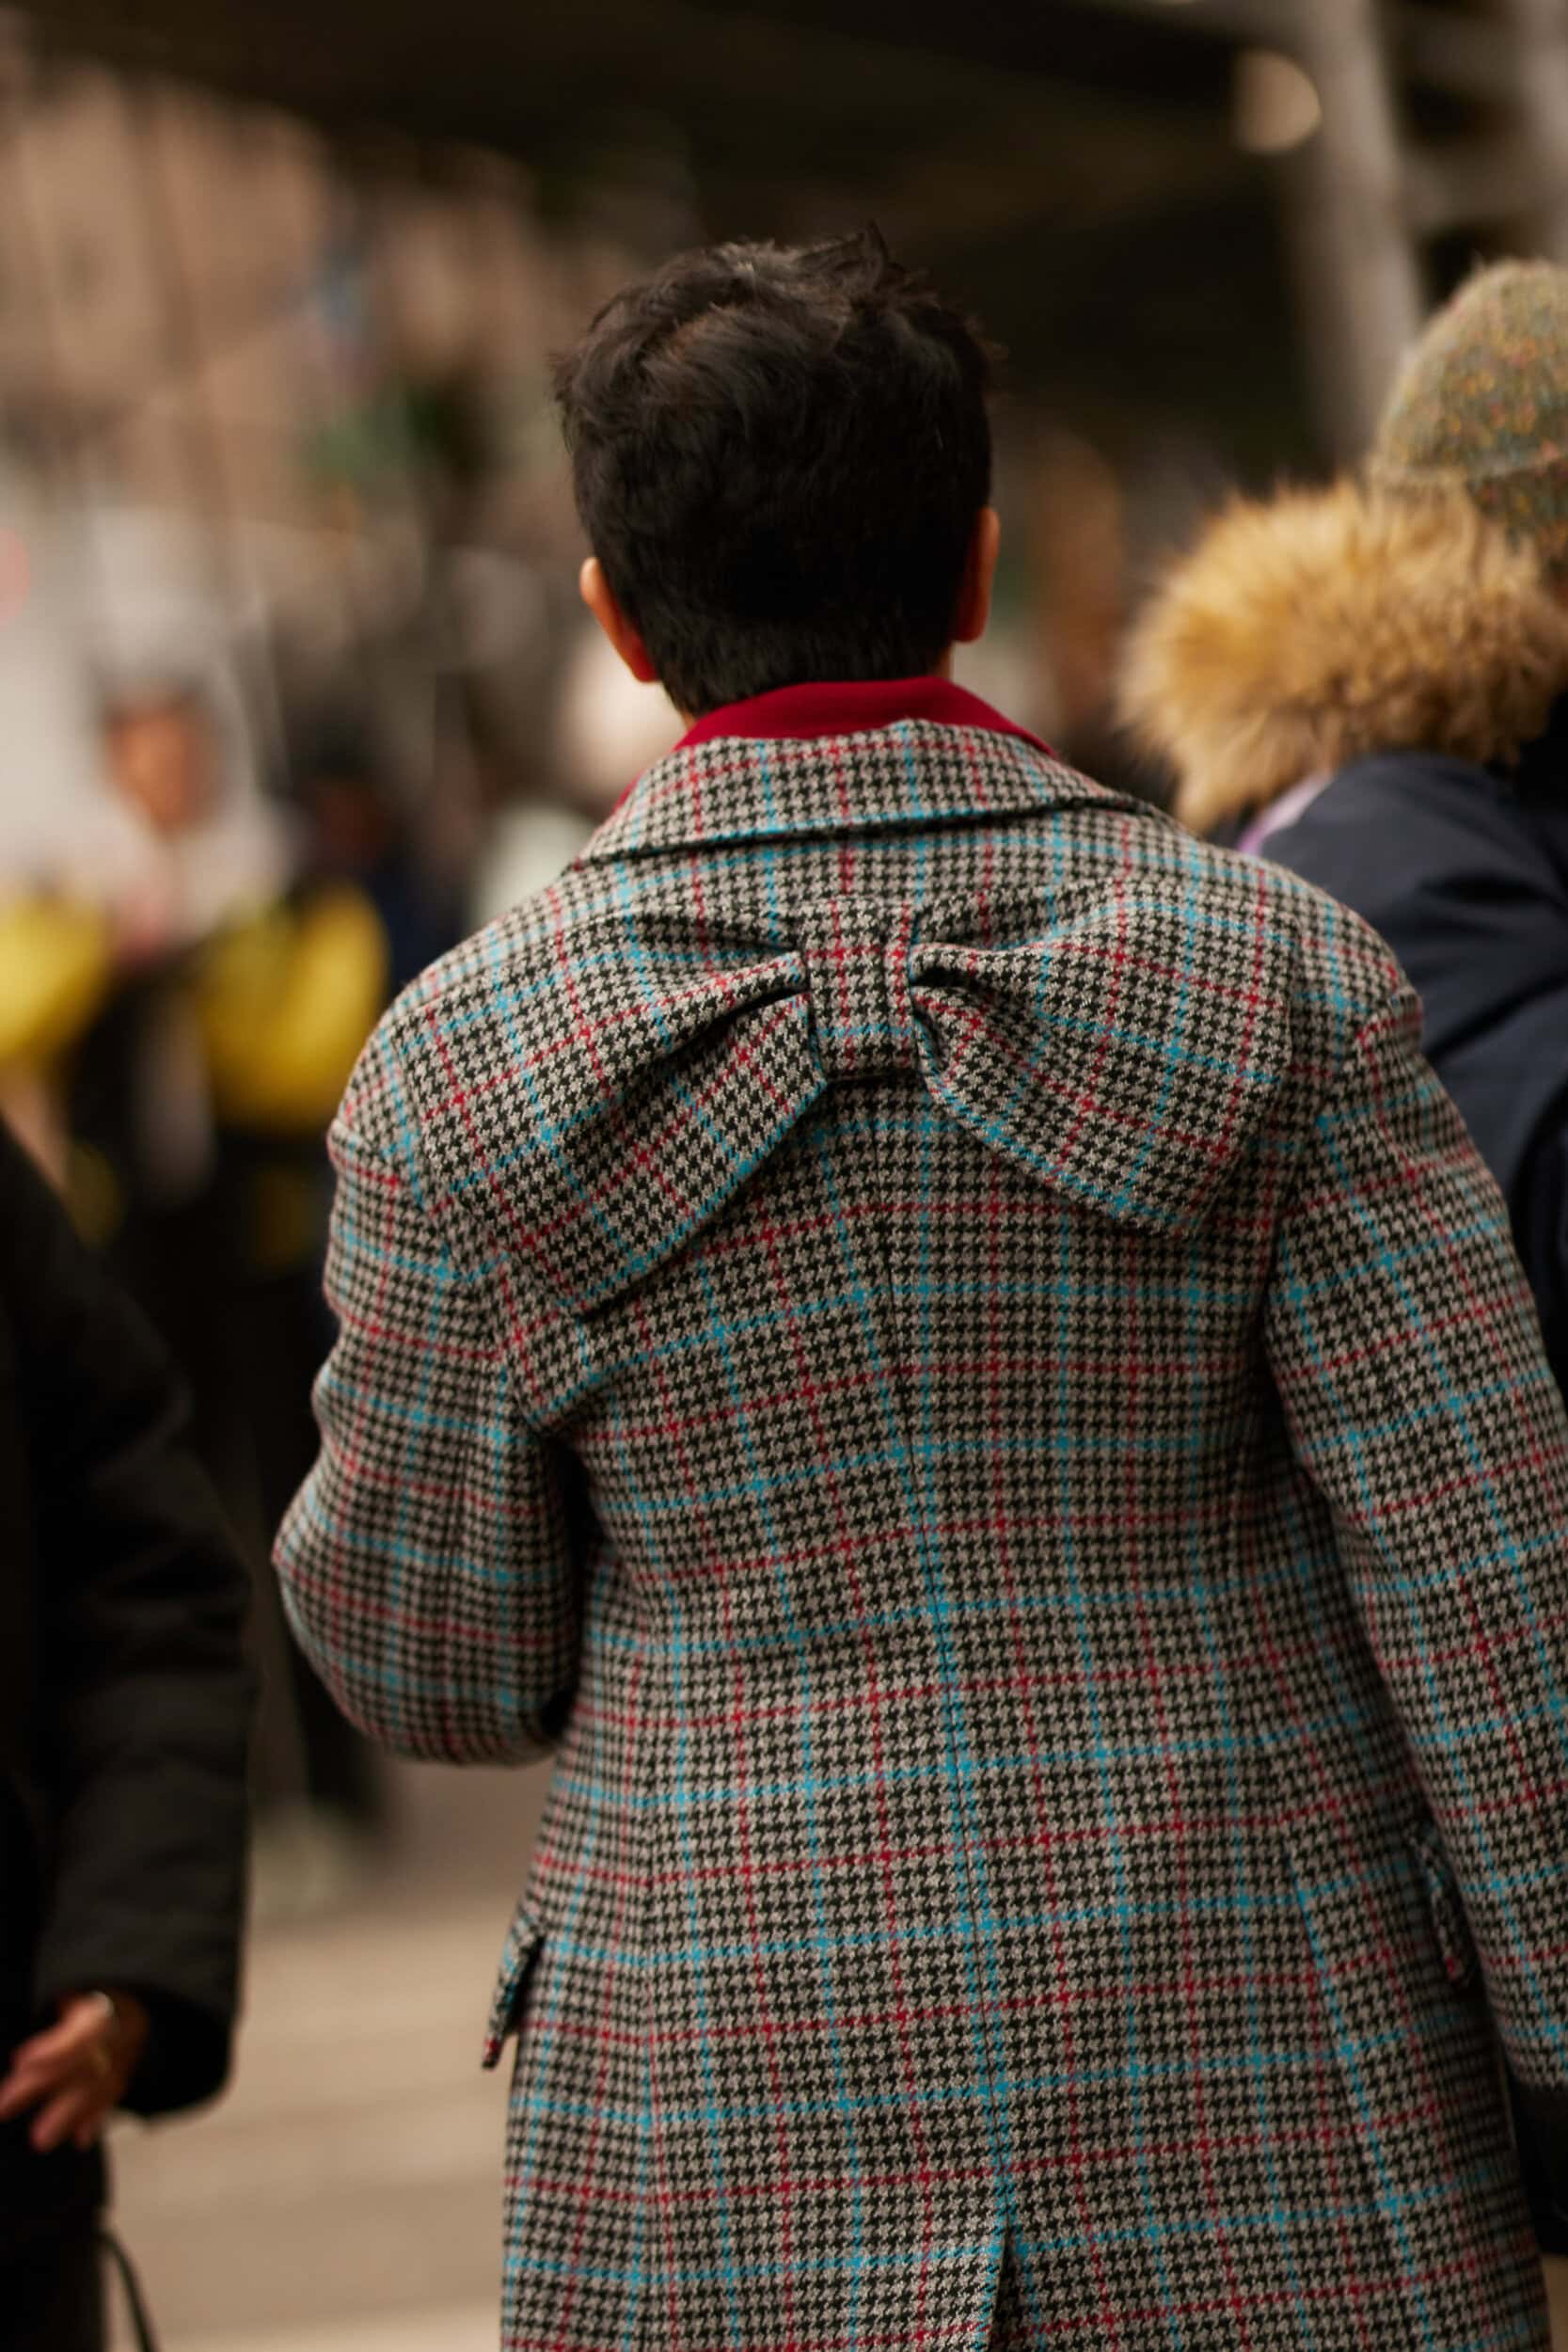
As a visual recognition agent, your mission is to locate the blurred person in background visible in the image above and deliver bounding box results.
[2,660,397,1899]
[66,681,276,1425]
[282,231,1568,2350]
[0,669,280,1200]
[281,710,459,999]
[87,687,414,1890]
[0,1119,251,2350]
[200,710,462,1879]
[1121,260,1568,1401]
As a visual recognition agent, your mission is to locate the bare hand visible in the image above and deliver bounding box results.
[0,1992,150,2151]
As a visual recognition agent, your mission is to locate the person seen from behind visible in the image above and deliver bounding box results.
[1122,258,1568,1396]
[1124,261,1568,2262]
[281,230,1568,2349]
[0,1121,252,2349]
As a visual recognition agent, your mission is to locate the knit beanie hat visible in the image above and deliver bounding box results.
[1370,259,1568,576]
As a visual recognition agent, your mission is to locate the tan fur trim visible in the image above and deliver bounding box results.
[1117,480,1568,834]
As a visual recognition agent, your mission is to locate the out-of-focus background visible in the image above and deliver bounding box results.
[0,1,1560,2343]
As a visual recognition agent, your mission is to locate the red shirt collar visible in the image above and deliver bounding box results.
[673,675,1053,755]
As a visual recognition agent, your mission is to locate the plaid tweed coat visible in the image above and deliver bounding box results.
[277,677,1568,2352]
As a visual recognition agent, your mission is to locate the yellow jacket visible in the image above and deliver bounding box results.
[197,883,389,1136]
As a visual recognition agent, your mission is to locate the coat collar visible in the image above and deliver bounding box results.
[673,675,1053,754]
[583,677,1126,862]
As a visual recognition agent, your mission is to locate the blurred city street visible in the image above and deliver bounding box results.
[106,1759,550,2352]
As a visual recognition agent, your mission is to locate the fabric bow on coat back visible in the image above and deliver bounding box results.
[411,876,1295,1311]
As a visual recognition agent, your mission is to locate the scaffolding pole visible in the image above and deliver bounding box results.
[1289,0,1424,456]
[1496,0,1568,262]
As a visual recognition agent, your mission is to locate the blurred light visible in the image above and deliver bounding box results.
[1234,49,1323,154]
[555,622,678,815]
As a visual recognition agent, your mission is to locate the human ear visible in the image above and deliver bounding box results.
[952,507,1001,645]
[579,558,659,686]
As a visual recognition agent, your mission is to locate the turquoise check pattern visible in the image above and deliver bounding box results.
[278,715,1568,2351]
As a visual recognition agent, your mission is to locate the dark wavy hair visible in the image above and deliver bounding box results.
[554,230,997,716]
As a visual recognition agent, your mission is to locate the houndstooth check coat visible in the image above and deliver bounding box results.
[277,676,1568,2352]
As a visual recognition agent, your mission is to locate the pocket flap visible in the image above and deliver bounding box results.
[1405,1816,1480,1993]
[482,1899,546,2070]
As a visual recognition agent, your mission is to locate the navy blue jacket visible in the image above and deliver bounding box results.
[1263,699,1568,1397]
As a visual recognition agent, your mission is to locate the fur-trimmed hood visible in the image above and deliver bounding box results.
[1119,480,1568,834]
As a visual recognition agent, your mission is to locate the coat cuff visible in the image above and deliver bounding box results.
[1507,2067,1568,2256]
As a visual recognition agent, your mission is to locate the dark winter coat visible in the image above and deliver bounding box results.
[1258,711,1568,1397]
[0,1124,252,2230]
[282,675,1568,2351]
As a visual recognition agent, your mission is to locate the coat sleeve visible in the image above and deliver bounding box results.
[7,1134,252,2117]
[274,1112,590,1765]
[1263,985,1568,2230]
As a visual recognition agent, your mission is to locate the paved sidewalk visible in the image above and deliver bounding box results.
[107,1758,547,2352]
[155,2315,497,2352]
